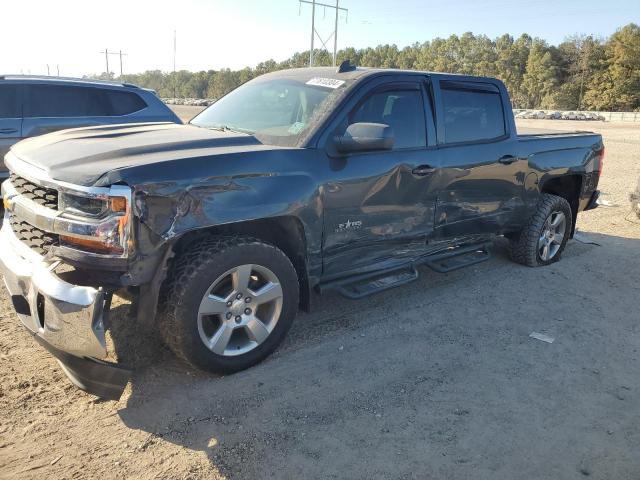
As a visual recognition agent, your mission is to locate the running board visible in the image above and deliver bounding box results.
[422,243,490,273]
[320,242,491,300]
[323,265,419,300]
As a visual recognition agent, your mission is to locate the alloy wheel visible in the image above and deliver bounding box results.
[538,211,566,261]
[197,264,283,356]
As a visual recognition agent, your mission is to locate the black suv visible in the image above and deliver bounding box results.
[0,75,181,178]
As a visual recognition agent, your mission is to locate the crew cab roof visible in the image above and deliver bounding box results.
[257,66,503,87]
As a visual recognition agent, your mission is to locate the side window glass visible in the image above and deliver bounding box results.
[0,85,21,118]
[348,89,426,149]
[104,90,147,116]
[86,90,111,116]
[25,86,147,118]
[26,85,89,117]
[441,83,506,143]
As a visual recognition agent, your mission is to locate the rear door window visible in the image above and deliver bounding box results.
[440,81,506,144]
[26,85,94,117]
[349,88,426,149]
[104,90,147,115]
[26,85,146,117]
[0,85,21,118]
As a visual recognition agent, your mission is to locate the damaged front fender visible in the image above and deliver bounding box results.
[100,149,326,324]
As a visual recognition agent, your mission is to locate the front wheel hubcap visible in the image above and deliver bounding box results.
[197,264,283,356]
[538,211,566,261]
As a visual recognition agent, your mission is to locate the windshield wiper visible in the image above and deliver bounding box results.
[209,124,253,135]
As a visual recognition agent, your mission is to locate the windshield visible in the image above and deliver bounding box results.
[190,78,342,147]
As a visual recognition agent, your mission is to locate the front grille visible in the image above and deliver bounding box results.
[9,173,58,209]
[8,215,59,255]
[7,173,60,255]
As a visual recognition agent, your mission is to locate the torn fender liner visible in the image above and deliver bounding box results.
[33,334,131,400]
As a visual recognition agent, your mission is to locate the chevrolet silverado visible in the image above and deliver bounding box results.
[0,63,604,399]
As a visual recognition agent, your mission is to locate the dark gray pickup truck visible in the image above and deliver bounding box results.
[0,64,604,399]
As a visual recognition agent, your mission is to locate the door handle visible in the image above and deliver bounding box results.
[412,165,436,176]
[498,155,517,165]
[0,128,18,134]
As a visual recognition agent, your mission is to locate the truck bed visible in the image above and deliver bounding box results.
[517,126,597,139]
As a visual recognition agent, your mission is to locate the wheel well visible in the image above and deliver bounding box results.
[540,175,582,236]
[171,217,311,312]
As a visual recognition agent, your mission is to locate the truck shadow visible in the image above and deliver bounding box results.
[110,230,639,478]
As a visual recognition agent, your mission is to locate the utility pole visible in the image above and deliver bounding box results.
[333,0,339,66]
[100,49,127,78]
[299,0,348,67]
[100,48,110,77]
[46,64,50,76]
[56,65,59,76]
[173,30,177,99]
[577,41,588,111]
[117,50,127,77]
[310,0,315,66]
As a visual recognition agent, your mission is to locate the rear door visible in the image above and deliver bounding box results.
[0,84,23,178]
[431,79,528,237]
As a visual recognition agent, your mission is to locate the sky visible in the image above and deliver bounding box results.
[1,0,638,77]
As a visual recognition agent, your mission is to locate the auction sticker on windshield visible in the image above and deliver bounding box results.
[306,77,346,89]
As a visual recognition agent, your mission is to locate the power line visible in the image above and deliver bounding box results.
[299,0,348,67]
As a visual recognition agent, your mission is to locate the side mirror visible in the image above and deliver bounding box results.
[333,122,394,154]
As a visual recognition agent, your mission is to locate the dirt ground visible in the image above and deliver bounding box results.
[1,115,639,480]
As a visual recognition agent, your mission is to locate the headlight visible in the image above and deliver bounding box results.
[57,186,132,256]
[59,191,110,218]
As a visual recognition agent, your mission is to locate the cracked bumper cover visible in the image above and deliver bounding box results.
[0,221,130,400]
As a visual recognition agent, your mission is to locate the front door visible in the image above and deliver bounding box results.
[321,79,438,278]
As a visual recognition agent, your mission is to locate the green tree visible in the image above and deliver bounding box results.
[554,35,605,110]
[584,23,640,111]
[397,44,419,69]
[86,24,638,111]
[206,69,239,99]
[522,39,557,108]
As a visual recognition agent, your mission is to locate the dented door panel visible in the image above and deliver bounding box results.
[321,150,438,276]
[317,74,438,278]
[432,141,528,237]
[429,77,528,239]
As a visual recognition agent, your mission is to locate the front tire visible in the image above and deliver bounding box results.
[509,193,572,267]
[158,236,299,373]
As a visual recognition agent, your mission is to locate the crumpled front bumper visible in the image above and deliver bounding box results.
[0,220,130,400]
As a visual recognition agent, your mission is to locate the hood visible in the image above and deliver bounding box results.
[9,123,278,186]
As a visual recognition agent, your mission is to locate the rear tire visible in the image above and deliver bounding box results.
[158,236,299,374]
[509,193,572,267]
